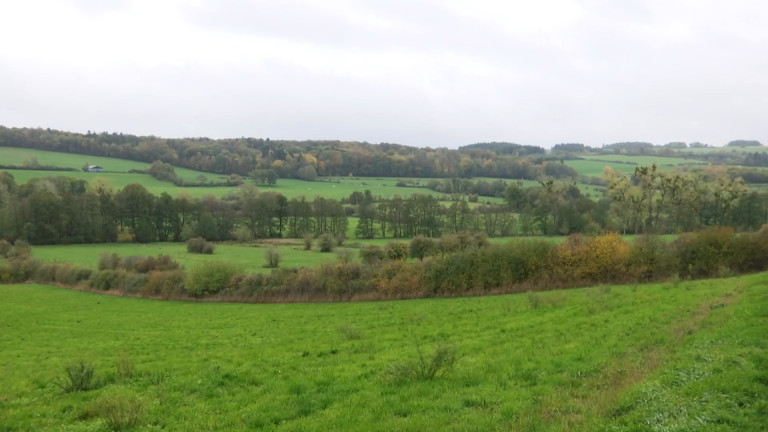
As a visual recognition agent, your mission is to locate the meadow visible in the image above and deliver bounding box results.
[1,273,765,431]
[31,242,362,274]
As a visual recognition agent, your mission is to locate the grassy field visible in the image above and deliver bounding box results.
[0,147,213,183]
[31,242,363,273]
[565,155,710,179]
[0,274,765,431]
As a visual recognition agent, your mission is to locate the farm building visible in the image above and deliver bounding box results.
[87,165,103,172]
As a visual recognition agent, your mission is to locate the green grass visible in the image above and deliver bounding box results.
[32,242,359,273]
[566,155,710,179]
[0,146,214,183]
[0,273,765,431]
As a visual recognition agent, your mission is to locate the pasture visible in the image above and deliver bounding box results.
[31,242,362,273]
[1,274,765,431]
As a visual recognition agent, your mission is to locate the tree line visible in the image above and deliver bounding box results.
[0,126,578,181]
[3,164,768,245]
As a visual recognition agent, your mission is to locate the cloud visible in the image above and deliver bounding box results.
[1,0,767,147]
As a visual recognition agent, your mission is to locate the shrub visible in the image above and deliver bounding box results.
[98,252,121,271]
[115,352,134,380]
[187,237,214,254]
[264,247,281,268]
[389,344,459,380]
[319,233,335,252]
[85,388,143,430]
[384,242,408,261]
[9,256,41,282]
[672,227,734,278]
[57,361,99,392]
[140,270,186,298]
[303,233,313,251]
[0,239,11,257]
[626,234,673,281]
[121,273,148,295]
[409,235,436,261]
[49,264,93,286]
[186,261,243,297]
[336,249,354,264]
[89,270,124,291]
[34,262,60,282]
[359,246,386,265]
[9,240,31,259]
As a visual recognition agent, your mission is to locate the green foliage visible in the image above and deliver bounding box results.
[186,237,215,254]
[303,233,313,251]
[318,233,335,252]
[98,252,122,270]
[84,388,144,431]
[89,270,124,291]
[384,242,408,261]
[296,165,318,181]
[57,361,99,393]
[185,260,243,297]
[409,235,436,261]
[389,343,459,381]
[264,247,281,268]
[1,278,766,430]
[0,239,11,257]
[115,352,135,381]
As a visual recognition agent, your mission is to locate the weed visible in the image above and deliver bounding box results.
[389,344,459,380]
[57,361,99,393]
[264,247,281,268]
[115,352,134,381]
[338,325,362,340]
[86,389,144,431]
[528,291,542,309]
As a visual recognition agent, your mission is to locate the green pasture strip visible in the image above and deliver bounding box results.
[678,146,768,155]
[566,159,638,177]
[0,147,212,183]
[32,242,353,273]
[581,154,705,167]
[3,169,241,198]
[604,275,768,431]
[0,274,764,430]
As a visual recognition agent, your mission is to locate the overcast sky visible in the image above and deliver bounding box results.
[1,0,766,148]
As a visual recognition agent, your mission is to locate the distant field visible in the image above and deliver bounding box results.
[1,274,764,430]
[32,242,360,273]
[0,146,213,183]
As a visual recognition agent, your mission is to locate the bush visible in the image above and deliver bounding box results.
[89,270,124,291]
[85,388,143,430]
[319,234,335,253]
[186,261,243,297]
[303,233,313,251]
[360,246,386,265]
[672,227,734,278]
[34,262,60,282]
[384,242,408,261]
[264,247,281,268]
[0,239,11,257]
[187,237,215,254]
[9,256,41,282]
[115,352,134,380]
[57,361,99,393]
[409,235,436,261]
[389,344,459,381]
[140,270,186,298]
[626,234,673,281]
[9,240,31,259]
[98,252,121,270]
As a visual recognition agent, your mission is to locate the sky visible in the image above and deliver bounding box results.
[1,0,766,149]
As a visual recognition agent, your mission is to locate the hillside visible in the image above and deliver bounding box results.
[1,275,765,431]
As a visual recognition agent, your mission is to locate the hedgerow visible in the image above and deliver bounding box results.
[7,228,768,302]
